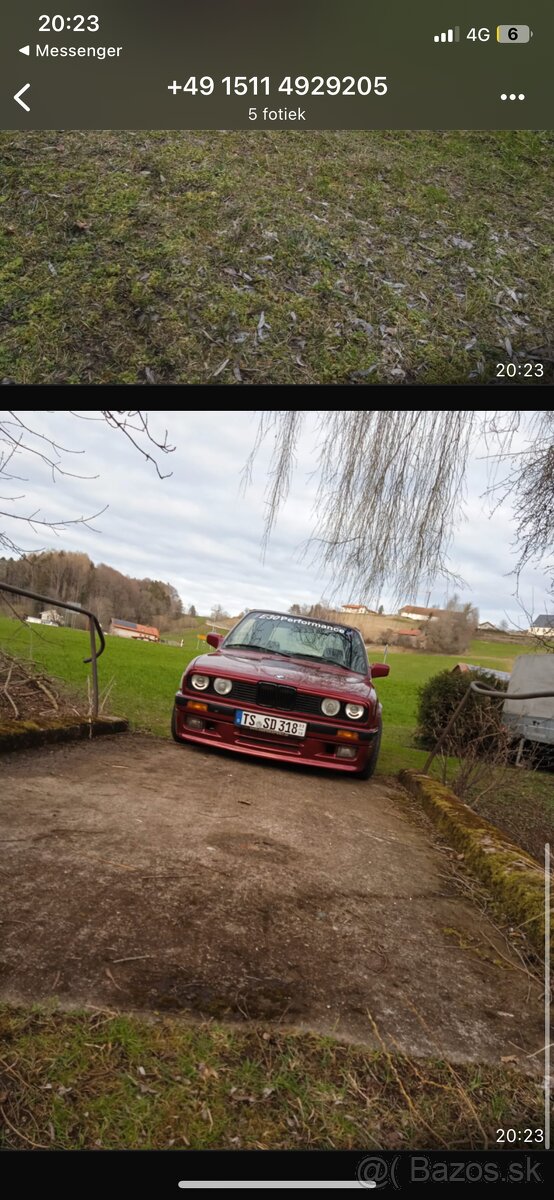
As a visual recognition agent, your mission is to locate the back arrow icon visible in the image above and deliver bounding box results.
[14,83,31,112]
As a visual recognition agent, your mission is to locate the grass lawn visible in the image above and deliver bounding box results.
[0,1006,543,1151]
[0,131,552,385]
[469,638,537,659]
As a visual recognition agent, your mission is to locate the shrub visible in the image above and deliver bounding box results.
[417,668,507,751]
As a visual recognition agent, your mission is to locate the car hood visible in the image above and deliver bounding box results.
[188,648,373,699]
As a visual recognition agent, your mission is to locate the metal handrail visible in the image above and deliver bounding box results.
[423,679,554,773]
[0,580,105,719]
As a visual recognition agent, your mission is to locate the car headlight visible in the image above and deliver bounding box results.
[345,703,365,720]
[321,697,341,717]
[190,673,210,691]
[214,677,232,695]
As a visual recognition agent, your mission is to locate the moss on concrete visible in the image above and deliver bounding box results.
[0,716,128,754]
[401,771,548,956]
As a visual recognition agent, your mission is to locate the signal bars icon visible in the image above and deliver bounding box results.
[434,27,460,42]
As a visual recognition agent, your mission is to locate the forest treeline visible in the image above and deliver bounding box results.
[0,550,184,630]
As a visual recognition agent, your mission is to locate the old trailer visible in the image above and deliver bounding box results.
[503,654,554,747]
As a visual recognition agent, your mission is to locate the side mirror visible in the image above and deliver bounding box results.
[371,663,390,678]
[206,632,223,649]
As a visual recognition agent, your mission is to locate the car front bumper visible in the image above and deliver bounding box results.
[172,692,378,772]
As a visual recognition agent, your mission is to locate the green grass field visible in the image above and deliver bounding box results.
[1,130,552,385]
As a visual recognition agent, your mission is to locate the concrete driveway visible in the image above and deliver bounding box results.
[0,734,544,1064]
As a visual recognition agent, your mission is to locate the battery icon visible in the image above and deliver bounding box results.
[496,24,531,42]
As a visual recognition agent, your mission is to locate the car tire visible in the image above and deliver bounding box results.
[171,709,182,744]
[357,722,382,779]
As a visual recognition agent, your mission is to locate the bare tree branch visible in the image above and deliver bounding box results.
[97,410,175,480]
[0,410,175,557]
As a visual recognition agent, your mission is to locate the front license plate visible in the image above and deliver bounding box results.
[235,710,307,737]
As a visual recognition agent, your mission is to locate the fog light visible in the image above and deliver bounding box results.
[185,715,205,730]
[336,745,357,759]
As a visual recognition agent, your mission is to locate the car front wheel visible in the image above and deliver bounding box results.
[357,723,382,779]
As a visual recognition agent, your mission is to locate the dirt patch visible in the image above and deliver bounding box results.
[0,734,544,1065]
[210,832,299,863]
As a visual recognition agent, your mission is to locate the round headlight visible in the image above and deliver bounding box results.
[214,677,232,695]
[345,703,365,720]
[321,697,341,717]
[190,673,210,691]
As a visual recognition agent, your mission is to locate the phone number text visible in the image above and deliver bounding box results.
[168,75,388,97]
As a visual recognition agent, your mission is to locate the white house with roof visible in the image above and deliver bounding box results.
[530,614,554,636]
[26,609,64,627]
[340,603,376,615]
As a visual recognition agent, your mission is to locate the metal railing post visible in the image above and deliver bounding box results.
[422,686,473,774]
[88,615,99,719]
[0,581,105,719]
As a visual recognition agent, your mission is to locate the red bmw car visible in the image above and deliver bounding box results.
[172,609,389,777]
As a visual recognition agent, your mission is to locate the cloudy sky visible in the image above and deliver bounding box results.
[1,409,550,625]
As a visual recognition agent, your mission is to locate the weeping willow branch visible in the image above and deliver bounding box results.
[246,409,553,604]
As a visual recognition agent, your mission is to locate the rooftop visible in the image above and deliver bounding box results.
[112,618,160,637]
[399,605,444,616]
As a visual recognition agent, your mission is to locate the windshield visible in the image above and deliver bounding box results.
[223,612,368,673]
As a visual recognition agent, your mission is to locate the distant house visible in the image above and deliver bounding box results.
[340,604,376,615]
[478,621,501,633]
[110,618,159,642]
[530,614,554,636]
[26,609,64,627]
[398,605,445,621]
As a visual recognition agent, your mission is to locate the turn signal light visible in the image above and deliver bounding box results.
[337,729,359,741]
[187,700,208,712]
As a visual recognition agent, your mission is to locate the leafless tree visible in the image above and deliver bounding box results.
[485,410,554,582]
[244,410,553,604]
[424,595,479,655]
[210,604,229,622]
[0,410,174,557]
[0,548,183,629]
